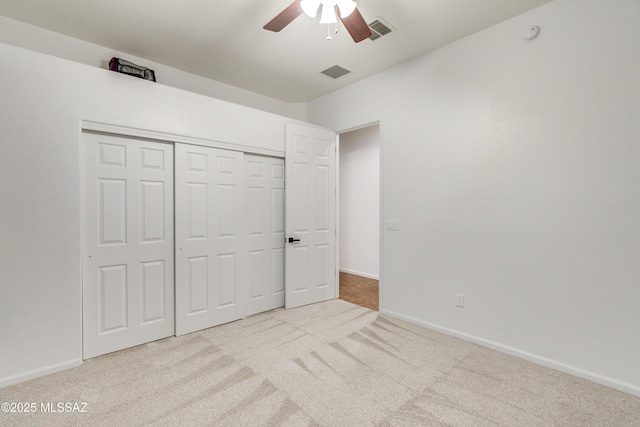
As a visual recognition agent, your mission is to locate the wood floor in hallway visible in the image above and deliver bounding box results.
[338,271,379,311]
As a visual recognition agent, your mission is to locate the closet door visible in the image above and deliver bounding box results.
[175,144,245,336]
[245,155,285,316]
[83,132,174,359]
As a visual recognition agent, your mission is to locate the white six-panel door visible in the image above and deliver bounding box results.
[285,124,337,309]
[82,132,174,359]
[245,155,286,316]
[175,144,246,336]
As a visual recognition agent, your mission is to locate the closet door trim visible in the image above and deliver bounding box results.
[82,120,284,158]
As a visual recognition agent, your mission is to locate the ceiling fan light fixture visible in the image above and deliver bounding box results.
[319,2,337,24]
[300,0,321,18]
[336,0,357,18]
[301,0,357,23]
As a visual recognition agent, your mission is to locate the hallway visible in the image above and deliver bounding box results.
[338,272,379,311]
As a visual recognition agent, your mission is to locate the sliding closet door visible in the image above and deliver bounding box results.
[245,155,286,316]
[175,144,246,336]
[83,132,174,359]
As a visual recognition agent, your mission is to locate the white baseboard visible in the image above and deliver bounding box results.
[0,359,82,389]
[339,268,379,280]
[380,308,640,398]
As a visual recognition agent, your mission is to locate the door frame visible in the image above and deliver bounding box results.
[336,120,383,311]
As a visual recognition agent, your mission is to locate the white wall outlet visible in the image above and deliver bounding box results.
[456,294,465,308]
[385,220,398,231]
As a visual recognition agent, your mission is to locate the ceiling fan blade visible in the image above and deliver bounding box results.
[337,6,372,43]
[264,0,304,32]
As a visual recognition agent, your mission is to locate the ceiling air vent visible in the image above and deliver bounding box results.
[368,18,393,41]
[320,65,352,80]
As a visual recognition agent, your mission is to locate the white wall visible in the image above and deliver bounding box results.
[0,41,305,387]
[339,125,380,279]
[0,15,307,121]
[309,0,640,396]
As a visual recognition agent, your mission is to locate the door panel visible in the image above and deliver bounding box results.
[99,178,127,245]
[175,144,246,336]
[187,183,208,239]
[140,260,166,324]
[140,181,166,242]
[285,124,337,309]
[245,155,286,316]
[99,264,127,333]
[83,132,174,359]
[187,256,209,314]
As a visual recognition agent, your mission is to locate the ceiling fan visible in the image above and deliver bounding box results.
[264,0,373,43]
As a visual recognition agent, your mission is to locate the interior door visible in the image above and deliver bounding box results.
[175,144,245,336]
[245,155,286,316]
[82,132,174,359]
[285,124,337,309]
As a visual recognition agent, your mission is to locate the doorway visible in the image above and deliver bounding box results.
[337,124,380,311]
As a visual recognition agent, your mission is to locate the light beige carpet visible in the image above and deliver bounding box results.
[1,299,639,426]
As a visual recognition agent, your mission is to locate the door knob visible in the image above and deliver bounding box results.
[288,237,301,243]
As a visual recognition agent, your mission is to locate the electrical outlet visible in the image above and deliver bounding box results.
[456,294,465,308]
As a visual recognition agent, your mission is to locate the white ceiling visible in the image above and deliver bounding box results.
[0,0,552,102]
